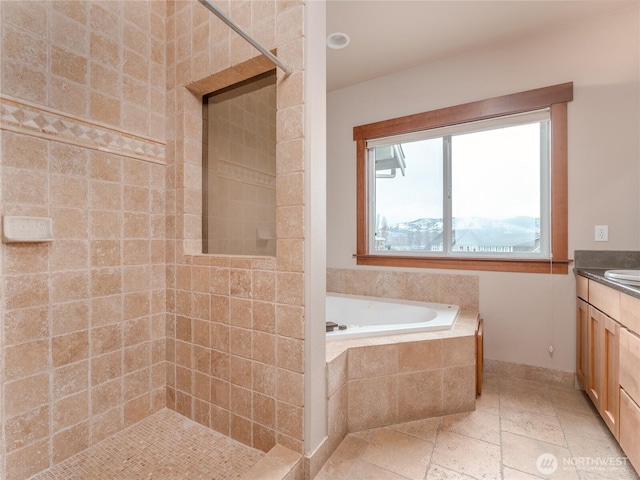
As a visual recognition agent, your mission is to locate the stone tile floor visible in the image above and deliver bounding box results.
[317,373,639,480]
[27,374,640,480]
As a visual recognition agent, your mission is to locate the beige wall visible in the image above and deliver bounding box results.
[0,1,167,478]
[327,6,640,373]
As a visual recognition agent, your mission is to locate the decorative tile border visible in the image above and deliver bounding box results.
[0,95,165,164]
[217,160,276,189]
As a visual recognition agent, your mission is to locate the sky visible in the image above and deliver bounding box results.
[374,122,543,227]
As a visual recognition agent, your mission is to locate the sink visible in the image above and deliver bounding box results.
[604,270,640,287]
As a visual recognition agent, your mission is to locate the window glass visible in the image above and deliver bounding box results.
[370,113,549,258]
[373,139,444,252]
[451,122,547,256]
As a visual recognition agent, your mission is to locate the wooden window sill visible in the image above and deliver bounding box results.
[355,254,571,274]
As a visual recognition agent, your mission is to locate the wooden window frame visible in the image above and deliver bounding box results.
[353,82,573,274]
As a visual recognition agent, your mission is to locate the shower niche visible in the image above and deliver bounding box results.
[202,70,277,256]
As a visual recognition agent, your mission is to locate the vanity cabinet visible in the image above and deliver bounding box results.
[576,298,588,389]
[600,314,619,438]
[586,305,603,409]
[577,278,621,439]
[619,293,640,472]
[620,389,640,471]
[577,274,640,470]
[586,305,619,438]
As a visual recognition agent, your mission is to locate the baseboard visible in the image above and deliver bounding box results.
[484,359,575,388]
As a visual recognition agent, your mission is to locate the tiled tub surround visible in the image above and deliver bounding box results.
[323,311,478,464]
[326,268,479,310]
[316,268,479,477]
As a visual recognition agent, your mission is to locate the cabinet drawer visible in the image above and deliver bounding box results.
[577,275,589,301]
[589,281,620,320]
[620,388,640,472]
[621,293,640,335]
[620,327,640,402]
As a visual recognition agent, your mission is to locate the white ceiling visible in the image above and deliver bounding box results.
[326,0,638,92]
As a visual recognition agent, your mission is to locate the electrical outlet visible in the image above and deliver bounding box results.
[595,225,608,242]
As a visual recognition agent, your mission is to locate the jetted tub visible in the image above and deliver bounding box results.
[326,293,459,341]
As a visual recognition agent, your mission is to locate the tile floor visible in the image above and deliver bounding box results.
[24,374,640,480]
[30,409,264,480]
[317,374,639,480]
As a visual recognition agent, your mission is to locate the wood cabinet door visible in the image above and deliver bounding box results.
[587,306,603,410]
[601,316,620,440]
[620,388,640,472]
[589,281,620,320]
[576,275,588,301]
[620,327,640,404]
[621,293,640,335]
[576,298,589,389]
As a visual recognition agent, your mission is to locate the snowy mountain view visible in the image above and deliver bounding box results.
[375,216,541,253]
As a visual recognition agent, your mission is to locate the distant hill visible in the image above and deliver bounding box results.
[376,216,540,252]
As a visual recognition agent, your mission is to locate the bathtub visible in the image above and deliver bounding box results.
[325,293,459,341]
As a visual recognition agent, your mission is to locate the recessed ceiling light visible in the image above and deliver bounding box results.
[327,32,350,50]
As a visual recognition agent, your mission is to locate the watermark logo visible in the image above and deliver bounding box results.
[564,456,629,471]
[536,453,630,475]
[536,453,558,475]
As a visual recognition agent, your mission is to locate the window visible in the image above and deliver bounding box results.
[354,83,573,273]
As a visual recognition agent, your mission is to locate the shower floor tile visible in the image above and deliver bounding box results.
[30,409,264,480]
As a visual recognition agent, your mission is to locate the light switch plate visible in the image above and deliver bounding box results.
[2,216,53,243]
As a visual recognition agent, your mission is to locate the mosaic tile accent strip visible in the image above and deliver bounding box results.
[30,409,264,480]
[0,96,165,164]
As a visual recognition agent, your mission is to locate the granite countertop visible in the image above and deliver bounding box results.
[575,268,640,300]
[574,250,640,300]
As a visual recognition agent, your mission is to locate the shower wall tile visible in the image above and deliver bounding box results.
[4,340,49,381]
[0,0,310,477]
[53,391,89,432]
[4,373,50,419]
[4,440,50,480]
[1,0,166,477]
[91,407,122,444]
[5,405,50,452]
[4,307,49,346]
[53,421,90,463]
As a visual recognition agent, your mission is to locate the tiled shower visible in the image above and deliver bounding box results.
[0,1,307,478]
